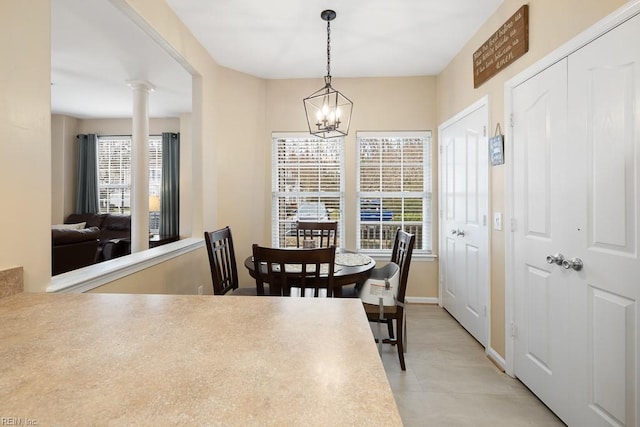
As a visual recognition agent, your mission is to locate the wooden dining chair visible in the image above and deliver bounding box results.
[204,226,258,296]
[251,244,336,297]
[359,229,415,370]
[295,221,338,249]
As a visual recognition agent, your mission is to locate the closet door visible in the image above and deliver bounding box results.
[568,14,640,426]
[440,102,489,347]
[512,58,571,423]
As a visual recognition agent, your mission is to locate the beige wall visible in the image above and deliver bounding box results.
[213,66,267,287]
[0,1,51,292]
[76,117,180,135]
[89,248,210,295]
[263,77,440,298]
[51,114,79,224]
[437,0,628,357]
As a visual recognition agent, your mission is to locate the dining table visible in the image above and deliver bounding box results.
[244,247,376,297]
[0,292,402,426]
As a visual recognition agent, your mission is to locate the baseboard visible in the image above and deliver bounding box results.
[405,296,438,304]
[487,347,506,371]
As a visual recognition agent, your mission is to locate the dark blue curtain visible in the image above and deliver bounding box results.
[160,132,180,236]
[75,134,99,214]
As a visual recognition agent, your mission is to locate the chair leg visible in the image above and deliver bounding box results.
[387,318,395,341]
[396,313,406,371]
[403,310,407,354]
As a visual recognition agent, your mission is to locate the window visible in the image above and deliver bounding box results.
[272,133,344,248]
[97,135,162,221]
[357,131,432,255]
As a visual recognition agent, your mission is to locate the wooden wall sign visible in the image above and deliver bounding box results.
[473,5,529,88]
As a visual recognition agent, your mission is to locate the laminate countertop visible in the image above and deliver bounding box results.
[0,293,402,426]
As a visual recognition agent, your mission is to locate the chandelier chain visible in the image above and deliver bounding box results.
[326,19,331,78]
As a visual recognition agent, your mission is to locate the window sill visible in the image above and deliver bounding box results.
[47,237,204,294]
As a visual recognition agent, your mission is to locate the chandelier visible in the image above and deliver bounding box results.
[303,10,353,139]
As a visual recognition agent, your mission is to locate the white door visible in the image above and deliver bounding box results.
[567,15,640,426]
[439,100,490,347]
[512,58,571,423]
[512,13,640,426]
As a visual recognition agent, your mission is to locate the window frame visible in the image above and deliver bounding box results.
[96,134,162,217]
[271,132,345,248]
[356,131,433,257]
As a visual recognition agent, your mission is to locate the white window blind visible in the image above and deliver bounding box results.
[97,135,162,216]
[271,133,344,248]
[357,131,432,255]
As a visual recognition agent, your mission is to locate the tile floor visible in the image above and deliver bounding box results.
[375,304,566,426]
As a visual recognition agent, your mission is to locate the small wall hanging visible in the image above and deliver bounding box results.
[489,123,505,166]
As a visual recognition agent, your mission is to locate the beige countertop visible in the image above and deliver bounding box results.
[0,293,402,426]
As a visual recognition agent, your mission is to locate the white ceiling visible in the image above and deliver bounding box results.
[165,0,504,79]
[51,0,193,119]
[51,0,504,119]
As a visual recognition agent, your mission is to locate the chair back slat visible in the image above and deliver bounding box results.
[204,227,240,295]
[295,221,338,248]
[252,245,336,297]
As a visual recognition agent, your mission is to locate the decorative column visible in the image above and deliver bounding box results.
[128,80,155,253]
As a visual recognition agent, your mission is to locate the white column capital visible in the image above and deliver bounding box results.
[127,80,155,92]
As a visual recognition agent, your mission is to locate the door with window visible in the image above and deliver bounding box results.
[438,100,489,347]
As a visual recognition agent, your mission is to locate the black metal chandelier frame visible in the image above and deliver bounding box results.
[303,10,353,139]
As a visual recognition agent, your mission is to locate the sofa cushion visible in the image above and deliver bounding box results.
[102,214,131,231]
[65,213,108,229]
[100,214,131,243]
[52,222,86,230]
[52,226,101,245]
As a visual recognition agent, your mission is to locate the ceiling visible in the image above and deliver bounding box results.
[51,0,504,119]
[51,0,193,119]
[166,0,504,79]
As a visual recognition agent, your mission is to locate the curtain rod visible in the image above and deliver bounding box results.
[76,133,172,138]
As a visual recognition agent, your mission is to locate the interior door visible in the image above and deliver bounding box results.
[512,13,640,426]
[567,15,640,426]
[512,58,570,423]
[439,102,489,347]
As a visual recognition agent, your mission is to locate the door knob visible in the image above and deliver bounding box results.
[456,229,465,237]
[450,229,458,235]
[546,253,564,265]
[562,257,583,271]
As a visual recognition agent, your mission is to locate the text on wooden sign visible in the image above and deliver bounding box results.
[473,5,529,88]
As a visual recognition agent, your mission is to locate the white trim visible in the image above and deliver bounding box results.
[487,346,507,372]
[503,0,640,377]
[47,238,204,293]
[406,296,438,304]
[271,131,314,139]
[356,130,433,139]
[437,96,488,130]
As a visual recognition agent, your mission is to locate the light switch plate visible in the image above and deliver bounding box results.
[494,212,503,230]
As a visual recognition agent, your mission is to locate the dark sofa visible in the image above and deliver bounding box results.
[64,213,132,262]
[52,226,101,275]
